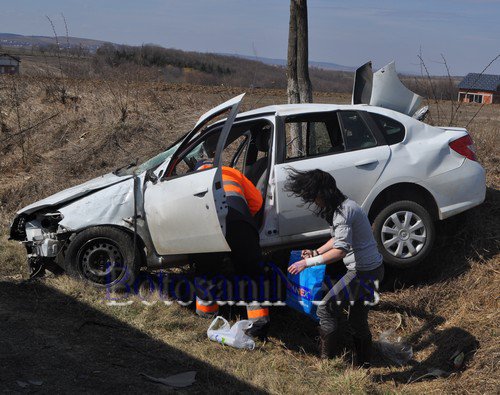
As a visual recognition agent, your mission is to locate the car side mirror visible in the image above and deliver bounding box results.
[145,169,159,184]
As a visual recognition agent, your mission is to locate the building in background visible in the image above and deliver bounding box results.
[458,73,500,104]
[0,53,20,74]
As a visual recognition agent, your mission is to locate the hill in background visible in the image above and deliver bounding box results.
[217,52,356,72]
[1,32,459,98]
[0,32,105,52]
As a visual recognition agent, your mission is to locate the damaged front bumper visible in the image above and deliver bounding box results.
[11,211,69,260]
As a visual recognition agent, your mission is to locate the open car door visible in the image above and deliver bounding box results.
[144,94,244,255]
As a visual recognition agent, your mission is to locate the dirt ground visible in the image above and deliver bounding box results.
[0,68,498,393]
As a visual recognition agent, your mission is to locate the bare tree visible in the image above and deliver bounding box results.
[287,0,313,156]
[288,0,312,103]
[287,1,299,105]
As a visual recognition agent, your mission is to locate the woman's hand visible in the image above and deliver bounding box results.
[288,259,307,275]
[301,249,313,258]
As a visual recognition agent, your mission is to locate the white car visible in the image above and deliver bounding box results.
[9,62,486,287]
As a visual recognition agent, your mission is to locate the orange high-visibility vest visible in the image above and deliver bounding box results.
[221,166,262,216]
[197,164,263,216]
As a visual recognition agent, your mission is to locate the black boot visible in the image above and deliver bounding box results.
[353,335,372,368]
[319,327,338,359]
[246,321,270,341]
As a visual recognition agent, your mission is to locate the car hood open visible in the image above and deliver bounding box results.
[352,61,423,117]
[17,173,133,215]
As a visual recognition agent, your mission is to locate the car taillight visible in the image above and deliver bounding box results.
[449,135,478,161]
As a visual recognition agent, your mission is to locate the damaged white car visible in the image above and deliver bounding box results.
[10,62,486,287]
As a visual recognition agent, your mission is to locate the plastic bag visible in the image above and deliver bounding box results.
[286,250,325,321]
[207,316,256,350]
[374,330,413,366]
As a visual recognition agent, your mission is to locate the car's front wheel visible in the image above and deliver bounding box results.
[373,200,435,269]
[64,226,141,289]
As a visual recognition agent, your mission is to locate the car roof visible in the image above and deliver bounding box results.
[237,103,351,118]
[235,103,412,119]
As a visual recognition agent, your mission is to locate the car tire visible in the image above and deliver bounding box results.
[373,200,435,269]
[64,226,141,289]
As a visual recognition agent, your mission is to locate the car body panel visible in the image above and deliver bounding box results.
[194,93,245,129]
[419,159,486,219]
[144,167,230,254]
[143,94,245,255]
[363,107,467,177]
[357,107,474,217]
[17,173,133,216]
[352,61,423,117]
[57,178,136,231]
[274,144,391,237]
[371,61,422,116]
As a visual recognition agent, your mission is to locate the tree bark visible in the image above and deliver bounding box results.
[287,0,313,157]
[296,0,312,103]
[287,0,300,105]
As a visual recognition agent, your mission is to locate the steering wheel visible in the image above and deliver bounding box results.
[184,156,197,170]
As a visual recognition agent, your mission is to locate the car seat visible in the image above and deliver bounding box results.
[246,128,270,194]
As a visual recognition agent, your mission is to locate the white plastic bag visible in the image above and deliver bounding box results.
[207,316,256,350]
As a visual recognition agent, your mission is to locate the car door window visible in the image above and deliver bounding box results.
[285,121,307,159]
[170,129,221,177]
[338,111,377,150]
[284,113,345,161]
[221,133,249,171]
[170,121,270,177]
[369,112,406,145]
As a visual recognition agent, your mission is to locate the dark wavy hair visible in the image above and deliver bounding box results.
[284,168,346,224]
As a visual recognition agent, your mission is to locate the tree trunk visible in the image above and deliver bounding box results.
[287,0,301,156]
[296,0,313,103]
[287,0,313,157]
[287,0,300,105]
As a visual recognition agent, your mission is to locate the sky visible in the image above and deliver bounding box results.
[1,0,499,75]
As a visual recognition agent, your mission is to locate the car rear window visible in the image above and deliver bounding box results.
[338,111,377,150]
[370,113,406,145]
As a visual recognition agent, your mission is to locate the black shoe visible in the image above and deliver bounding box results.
[246,321,270,341]
[319,327,338,359]
[353,335,372,368]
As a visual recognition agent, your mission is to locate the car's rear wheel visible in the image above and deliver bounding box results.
[65,226,141,289]
[373,200,435,268]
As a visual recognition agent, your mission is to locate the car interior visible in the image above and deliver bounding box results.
[283,111,378,163]
[170,119,273,203]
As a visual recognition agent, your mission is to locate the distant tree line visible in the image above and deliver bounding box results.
[403,76,460,101]
[91,43,356,93]
[94,44,458,98]
[95,44,232,75]
[36,43,90,58]
[3,41,459,99]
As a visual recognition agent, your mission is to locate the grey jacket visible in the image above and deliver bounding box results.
[330,198,383,271]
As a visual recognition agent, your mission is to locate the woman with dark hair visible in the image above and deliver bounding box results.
[285,169,384,367]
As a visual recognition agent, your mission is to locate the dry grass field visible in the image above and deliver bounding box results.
[0,63,498,393]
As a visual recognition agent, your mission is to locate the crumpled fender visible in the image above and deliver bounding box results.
[17,173,133,216]
[58,178,136,231]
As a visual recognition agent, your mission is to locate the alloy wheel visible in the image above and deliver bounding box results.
[381,210,427,259]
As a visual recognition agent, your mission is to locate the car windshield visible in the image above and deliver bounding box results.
[115,142,181,176]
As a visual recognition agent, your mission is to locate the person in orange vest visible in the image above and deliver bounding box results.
[194,161,270,340]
